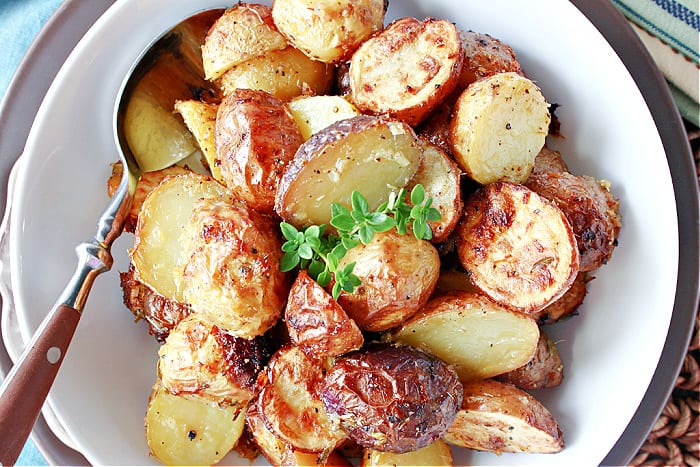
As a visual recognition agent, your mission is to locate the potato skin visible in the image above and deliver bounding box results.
[285,270,364,359]
[319,344,463,453]
[216,88,304,213]
[179,197,290,338]
[336,230,440,332]
[458,30,522,88]
[525,171,621,272]
[495,331,563,390]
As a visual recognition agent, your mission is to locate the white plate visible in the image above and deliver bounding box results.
[8,0,678,465]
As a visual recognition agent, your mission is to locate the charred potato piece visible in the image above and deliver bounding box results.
[285,270,364,359]
[216,88,304,213]
[495,331,564,389]
[407,140,463,243]
[119,263,192,342]
[107,163,191,233]
[145,382,246,466]
[157,315,271,407]
[336,230,440,332]
[532,271,589,324]
[202,3,288,80]
[362,439,453,467]
[450,72,550,184]
[218,47,334,100]
[392,292,540,381]
[131,173,234,301]
[349,17,463,126]
[456,182,580,314]
[458,30,522,88]
[258,345,346,453]
[173,100,221,181]
[444,379,564,454]
[525,171,621,272]
[179,197,289,338]
[272,0,386,63]
[319,344,462,453]
[275,115,422,228]
[287,95,360,140]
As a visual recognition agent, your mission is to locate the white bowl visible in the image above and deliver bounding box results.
[5,0,685,465]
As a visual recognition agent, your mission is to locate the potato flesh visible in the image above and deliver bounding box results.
[287,95,360,140]
[173,100,221,181]
[362,439,453,467]
[276,115,421,228]
[392,292,540,381]
[145,384,245,466]
[130,173,233,301]
[450,72,550,184]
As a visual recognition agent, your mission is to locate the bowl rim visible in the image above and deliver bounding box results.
[0,0,697,465]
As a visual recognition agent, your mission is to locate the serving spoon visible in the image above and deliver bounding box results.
[0,9,222,464]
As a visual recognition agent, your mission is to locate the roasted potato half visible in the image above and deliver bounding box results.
[178,197,289,338]
[285,270,364,359]
[407,140,463,243]
[319,344,462,453]
[444,379,564,454]
[218,46,334,100]
[275,115,422,228]
[495,330,564,390]
[216,88,304,213]
[350,17,463,126]
[272,0,386,63]
[145,382,246,466]
[202,3,288,80]
[532,271,589,324]
[258,345,347,453]
[458,30,522,88]
[525,170,621,272]
[456,182,580,314]
[130,173,234,301]
[173,99,221,181]
[287,95,360,141]
[362,439,453,467]
[450,72,550,184]
[157,314,271,408]
[392,291,540,381]
[336,230,440,332]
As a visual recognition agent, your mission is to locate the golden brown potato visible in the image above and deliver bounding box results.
[407,140,463,243]
[450,72,550,184]
[275,115,422,228]
[495,331,564,389]
[131,173,234,301]
[433,269,479,296]
[525,171,622,272]
[107,163,191,234]
[336,230,440,332]
[417,100,455,156]
[178,197,289,338]
[201,3,288,80]
[319,344,462,453]
[272,0,386,63]
[119,263,192,342]
[215,88,304,213]
[531,145,569,175]
[532,271,590,324]
[458,30,522,88]
[456,182,580,314]
[287,95,360,140]
[218,47,334,100]
[257,345,346,453]
[173,99,221,181]
[285,270,363,359]
[391,291,540,381]
[444,379,564,454]
[157,315,271,408]
[349,17,463,126]
[145,382,246,466]
[361,439,453,467]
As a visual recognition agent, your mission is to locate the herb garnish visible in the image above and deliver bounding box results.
[279,184,441,299]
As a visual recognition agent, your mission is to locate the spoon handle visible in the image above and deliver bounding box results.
[0,304,80,466]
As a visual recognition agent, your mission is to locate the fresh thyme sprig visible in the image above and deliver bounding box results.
[279,184,441,299]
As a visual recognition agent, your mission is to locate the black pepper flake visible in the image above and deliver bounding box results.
[188,430,197,441]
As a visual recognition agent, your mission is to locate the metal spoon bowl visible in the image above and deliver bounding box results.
[0,9,222,464]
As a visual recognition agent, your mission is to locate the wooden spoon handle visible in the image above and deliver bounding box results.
[0,304,81,466]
